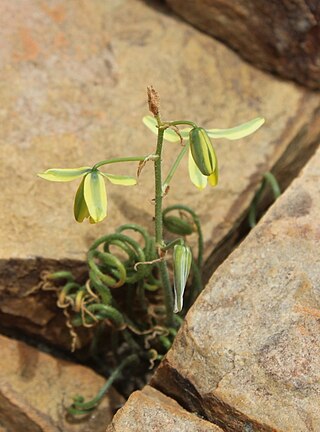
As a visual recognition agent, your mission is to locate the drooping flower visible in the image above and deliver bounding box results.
[188,127,218,190]
[38,167,136,223]
[143,115,265,190]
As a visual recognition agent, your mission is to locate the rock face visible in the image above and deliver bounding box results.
[165,0,320,89]
[107,385,223,432]
[0,258,89,350]
[1,0,320,348]
[152,146,320,431]
[0,334,123,432]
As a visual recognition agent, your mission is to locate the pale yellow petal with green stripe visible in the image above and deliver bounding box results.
[38,167,91,182]
[143,115,183,142]
[188,150,207,190]
[101,173,137,186]
[206,117,265,140]
[84,171,107,223]
[74,176,90,222]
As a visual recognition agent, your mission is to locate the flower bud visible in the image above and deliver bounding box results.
[173,244,192,313]
[189,127,217,176]
[163,215,194,236]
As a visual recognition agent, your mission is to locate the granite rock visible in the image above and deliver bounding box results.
[165,0,320,89]
[107,385,223,432]
[153,146,320,431]
[0,335,123,432]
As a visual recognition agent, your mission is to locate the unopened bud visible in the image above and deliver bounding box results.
[173,244,192,313]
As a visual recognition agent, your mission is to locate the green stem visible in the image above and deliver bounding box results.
[154,115,174,325]
[162,205,203,268]
[248,172,281,228]
[163,238,184,251]
[67,354,138,415]
[154,122,165,244]
[93,156,149,170]
[167,120,197,128]
[264,172,281,198]
[163,143,188,191]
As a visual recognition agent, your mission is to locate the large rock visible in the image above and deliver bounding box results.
[153,146,320,431]
[107,385,223,432]
[0,334,123,432]
[165,0,320,89]
[1,0,320,346]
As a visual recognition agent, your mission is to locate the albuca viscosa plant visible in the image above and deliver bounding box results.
[38,87,264,415]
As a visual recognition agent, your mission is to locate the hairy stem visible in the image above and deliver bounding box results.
[154,115,174,325]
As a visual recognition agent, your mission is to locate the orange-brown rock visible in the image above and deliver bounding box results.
[165,0,320,89]
[1,0,320,348]
[107,385,223,432]
[0,334,123,432]
[153,146,320,431]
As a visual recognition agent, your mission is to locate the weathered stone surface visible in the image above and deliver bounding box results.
[165,0,320,89]
[153,146,320,431]
[1,0,320,345]
[107,385,223,432]
[0,258,89,350]
[0,335,123,432]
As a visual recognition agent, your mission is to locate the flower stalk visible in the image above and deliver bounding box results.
[154,114,174,325]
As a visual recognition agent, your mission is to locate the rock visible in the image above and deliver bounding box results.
[0,258,89,351]
[165,0,320,90]
[107,385,223,432]
[1,0,320,346]
[0,334,123,432]
[152,146,320,431]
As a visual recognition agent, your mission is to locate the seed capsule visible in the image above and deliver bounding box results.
[189,127,217,176]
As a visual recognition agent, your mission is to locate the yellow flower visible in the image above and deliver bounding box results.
[38,167,136,223]
[188,127,218,190]
[143,115,265,190]
[188,147,218,190]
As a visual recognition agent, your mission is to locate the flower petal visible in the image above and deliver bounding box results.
[84,171,107,223]
[142,115,183,142]
[74,176,90,222]
[188,149,207,190]
[101,173,137,186]
[38,167,91,182]
[208,171,218,187]
[206,117,265,140]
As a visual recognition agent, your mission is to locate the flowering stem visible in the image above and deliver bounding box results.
[163,143,189,191]
[93,156,149,170]
[167,120,197,128]
[163,238,184,251]
[154,115,174,326]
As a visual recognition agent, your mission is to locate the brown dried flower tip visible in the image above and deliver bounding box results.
[147,85,160,116]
